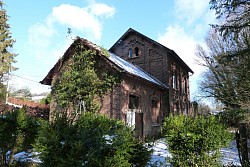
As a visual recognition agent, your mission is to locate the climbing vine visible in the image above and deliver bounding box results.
[52,42,120,117]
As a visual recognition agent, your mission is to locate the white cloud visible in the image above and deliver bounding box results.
[22,2,116,94]
[162,0,217,99]
[28,22,56,59]
[174,0,210,25]
[52,4,99,40]
[158,25,198,72]
[50,3,116,41]
[88,3,116,18]
[27,2,116,62]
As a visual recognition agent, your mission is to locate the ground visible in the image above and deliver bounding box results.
[11,138,241,166]
[147,138,241,167]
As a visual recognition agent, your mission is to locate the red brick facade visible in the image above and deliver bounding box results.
[99,74,166,137]
[109,28,193,117]
[41,29,193,137]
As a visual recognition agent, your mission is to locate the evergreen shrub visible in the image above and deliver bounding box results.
[34,113,151,167]
[0,108,39,166]
[163,114,232,167]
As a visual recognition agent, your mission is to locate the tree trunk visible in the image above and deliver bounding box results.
[1,151,6,167]
[237,123,250,167]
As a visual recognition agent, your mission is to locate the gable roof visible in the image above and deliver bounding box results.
[40,37,167,89]
[109,28,194,74]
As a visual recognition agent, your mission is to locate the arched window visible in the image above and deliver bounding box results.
[134,47,139,57]
[128,48,133,58]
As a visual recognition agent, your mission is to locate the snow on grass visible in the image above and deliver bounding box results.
[146,138,172,167]
[4,138,241,166]
[221,140,241,166]
[147,138,241,167]
[14,151,42,163]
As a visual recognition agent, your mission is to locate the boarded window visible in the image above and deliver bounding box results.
[129,95,139,109]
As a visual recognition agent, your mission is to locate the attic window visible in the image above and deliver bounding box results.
[128,48,133,58]
[135,47,139,57]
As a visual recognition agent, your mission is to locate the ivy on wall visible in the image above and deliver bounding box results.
[52,42,120,117]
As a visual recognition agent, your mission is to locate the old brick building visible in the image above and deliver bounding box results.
[41,28,193,137]
[110,28,193,116]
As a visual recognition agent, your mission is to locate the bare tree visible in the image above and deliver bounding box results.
[196,29,250,109]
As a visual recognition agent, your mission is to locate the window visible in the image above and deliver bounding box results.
[127,95,139,129]
[151,98,160,124]
[175,102,179,114]
[173,71,178,89]
[128,48,133,58]
[135,47,139,57]
[129,95,139,109]
[184,77,187,93]
[151,99,158,108]
[184,100,188,115]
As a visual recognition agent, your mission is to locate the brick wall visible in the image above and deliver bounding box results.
[110,32,191,115]
[99,74,167,137]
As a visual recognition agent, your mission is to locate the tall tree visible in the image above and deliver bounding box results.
[210,0,250,37]
[209,1,250,166]
[0,0,17,84]
[196,30,250,109]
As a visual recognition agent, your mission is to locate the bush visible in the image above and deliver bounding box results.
[34,112,151,167]
[0,108,39,166]
[163,115,232,167]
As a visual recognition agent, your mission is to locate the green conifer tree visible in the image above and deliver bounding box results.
[0,0,17,86]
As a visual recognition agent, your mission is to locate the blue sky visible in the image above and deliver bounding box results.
[5,0,216,100]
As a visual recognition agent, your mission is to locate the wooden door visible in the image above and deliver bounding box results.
[135,113,143,138]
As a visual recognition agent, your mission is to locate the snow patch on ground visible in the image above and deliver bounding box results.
[221,140,241,166]
[147,138,241,167]
[6,138,242,166]
[147,138,172,167]
[12,151,42,164]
